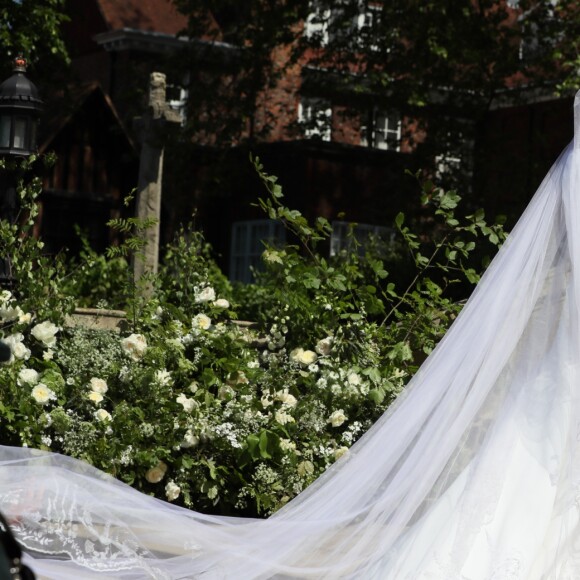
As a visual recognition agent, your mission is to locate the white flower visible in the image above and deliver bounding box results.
[261,395,273,408]
[12,341,31,361]
[42,349,54,361]
[276,389,297,408]
[275,410,295,425]
[154,369,172,386]
[121,333,147,361]
[18,368,39,386]
[189,381,199,393]
[165,480,181,502]
[297,460,314,477]
[18,311,32,324]
[289,348,318,367]
[192,313,211,331]
[218,385,235,400]
[315,336,334,356]
[0,290,12,303]
[334,447,349,460]
[3,333,29,362]
[94,409,112,422]
[195,286,216,303]
[176,393,196,413]
[0,305,22,322]
[207,486,218,500]
[31,383,56,405]
[145,461,168,483]
[347,372,362,386]
[328,409,347,428]
[89,377,108,394]
[213,298,230,309]
[181,429,199,449]
[88,391,104,404]
[247,360,260,369]
[31,321,59,347]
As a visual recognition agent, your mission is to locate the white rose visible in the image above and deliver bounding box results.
[276,389,297,408]
[189,381,199,393]
[88,391,104,404]
[290,348,318,367]
[328,409,347,428]
[94,409,112,422]
[18,311,32,324]
[121,333,147,361]
[12,341,31,361]
[176,393,196,413]
[165,480,181,501]
[347,372,362,386]
[261,395,273,408]
[315,336,334,356]
[145,461,167,483]
[192,313,211,331]
[195,286,216,303]
[334,447,349,460]
[297,460,314,477]
[154,369,172,386]
[0,306,21,322]
[181,429,199,449]
[31,321,59,347]
[43,349,54,361]
[212,298,230,309]
[89,377,108,394]
[18,368,39,386]
[31,383,56,405]
[0,290,12,303]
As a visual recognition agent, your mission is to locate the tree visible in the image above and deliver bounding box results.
[0,0,70,81]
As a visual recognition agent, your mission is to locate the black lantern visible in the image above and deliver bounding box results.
[0,56,43,157]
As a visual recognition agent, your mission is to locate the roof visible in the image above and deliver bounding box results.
[96,0,188,35]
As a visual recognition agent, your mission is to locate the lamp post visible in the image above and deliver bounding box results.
[0,56,43,286]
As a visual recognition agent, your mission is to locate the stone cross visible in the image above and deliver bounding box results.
[133,72,181,290]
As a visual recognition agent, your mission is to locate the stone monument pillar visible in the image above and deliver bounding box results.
[134,72,181,291]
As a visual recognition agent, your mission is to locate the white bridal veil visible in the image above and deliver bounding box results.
[3,93,580,580]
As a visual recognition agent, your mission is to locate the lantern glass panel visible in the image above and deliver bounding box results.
[13,117,27,149]
[0,116,10,148]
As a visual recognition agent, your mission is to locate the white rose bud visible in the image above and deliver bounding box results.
[328,409,347,428]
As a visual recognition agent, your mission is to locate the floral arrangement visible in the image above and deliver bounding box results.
[0,156,505,516]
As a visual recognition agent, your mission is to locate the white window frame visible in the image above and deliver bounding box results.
[298,97,332,141]
[229,220,286,283]
[330,221,394,257]
[304,1,331,45]
[166,72,190,126]
[360,108,401,151]
[356,3,381,51]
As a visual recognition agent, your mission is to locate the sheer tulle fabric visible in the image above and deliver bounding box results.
[3,97,580,579]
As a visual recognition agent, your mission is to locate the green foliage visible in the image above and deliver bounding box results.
[0,156,505,518]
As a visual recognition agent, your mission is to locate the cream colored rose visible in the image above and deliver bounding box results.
[12,341,31,360]
[145,461,168,483]
[176,393,196,413]
[18,368,39,386]
[328,409,347,427]
[290,348,317,367]
[315,336,334,356]
[165,480,181,501]
[121,333,148,361]
[180,430,199,449]
[334,447,349,460]
[31,383,56,405]
[88,391,104,404]
[31,321,59,347]
[94,409,112,422]
[89,377,108,394]
[195,286,216,303]
[276,389,297,408]
[213,298,230,309]
[192,313,211,331]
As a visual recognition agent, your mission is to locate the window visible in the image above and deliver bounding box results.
[356,3,382,51]
[166,72,190,126]
[304,2,331,45]
[330,221,394,257]
[298,97,332,141]
[361,109,401,151]
[229,220,286,283]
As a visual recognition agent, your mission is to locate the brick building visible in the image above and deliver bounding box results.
[48,0,574,280]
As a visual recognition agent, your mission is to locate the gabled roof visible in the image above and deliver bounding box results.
[96,0,188,35]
